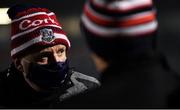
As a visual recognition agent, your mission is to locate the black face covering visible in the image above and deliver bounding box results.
[26,60,69,89]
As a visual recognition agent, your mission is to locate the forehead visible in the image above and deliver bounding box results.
[23,44,66,59]
[41,44,66,52]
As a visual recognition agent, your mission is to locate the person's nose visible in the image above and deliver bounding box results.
[52,53,60,62]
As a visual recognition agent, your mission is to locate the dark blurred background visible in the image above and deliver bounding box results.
[0,0,180,78]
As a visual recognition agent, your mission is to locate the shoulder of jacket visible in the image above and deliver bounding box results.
[59,70,100,101]
[70,70,101,86]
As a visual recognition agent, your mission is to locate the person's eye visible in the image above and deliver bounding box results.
[41,57,48,61]
[58,48,65,54]
[36,57,48,64]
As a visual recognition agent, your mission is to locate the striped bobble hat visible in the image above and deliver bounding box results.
[81,0,158,37]
[80,0,158,61]
[7,4,71,59]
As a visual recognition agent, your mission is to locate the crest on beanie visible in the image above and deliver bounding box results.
[40,28,55,43]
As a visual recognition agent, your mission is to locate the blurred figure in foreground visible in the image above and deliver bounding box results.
[0,4,100,108]
[57,0,180,108]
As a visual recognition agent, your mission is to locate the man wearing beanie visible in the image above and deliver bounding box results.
[0,4,100,108]
[56,0,180,108]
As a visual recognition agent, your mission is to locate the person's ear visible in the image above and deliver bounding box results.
[91,52,108,73]
[14,58,24,72]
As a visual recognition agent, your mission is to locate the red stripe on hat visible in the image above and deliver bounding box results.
[84,4,116,27]
[85,4,156,27]
[11,14,61,36]
[15,8,50,18]
[119,12,156,27]
[49,13,61,27]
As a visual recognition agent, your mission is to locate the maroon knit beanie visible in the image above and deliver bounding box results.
[7,4,71,59]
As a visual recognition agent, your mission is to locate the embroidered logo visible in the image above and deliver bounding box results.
[40,28,55,43]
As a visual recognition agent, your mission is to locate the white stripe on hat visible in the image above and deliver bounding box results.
[47,12,55,16]
[12,12,55,23]
[11,33,70,56]
[11,24,62,40]
[93,0,152,11]
[86,2,156,22]
[81,14,158,37]
[86,2,112,20]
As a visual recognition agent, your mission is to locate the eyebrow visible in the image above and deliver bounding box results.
[56,46,66,50]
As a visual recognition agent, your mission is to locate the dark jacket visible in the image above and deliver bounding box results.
[0,63,100,108]
[168,79,180,108]
[57,54,180,108]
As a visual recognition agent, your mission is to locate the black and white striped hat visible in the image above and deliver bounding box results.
[80,0,158,61]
